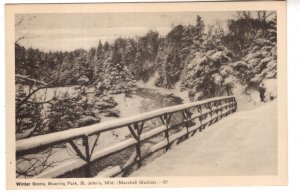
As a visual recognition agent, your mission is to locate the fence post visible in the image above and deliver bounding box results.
[207,102,214,126]
[83,136,93,177]
[69,136,93,177]
[160,114,171,151]
[197,105,203,132]
[182,109,191,139]
[233,97,238,112]
[128,122,144,168]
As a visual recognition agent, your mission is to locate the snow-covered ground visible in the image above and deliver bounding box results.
[136,72,190,103]
[230,78,277,111]
[100,94,145,142]
[131,100,278,176]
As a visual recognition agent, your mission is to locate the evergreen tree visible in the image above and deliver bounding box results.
[193,16,205,49]
[96,40,103,59]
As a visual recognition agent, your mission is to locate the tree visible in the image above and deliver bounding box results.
[96,40,103,59]
[225,11,277,96]
[180,17,234,101]
[15,15,37,44]
[193,16,205,48]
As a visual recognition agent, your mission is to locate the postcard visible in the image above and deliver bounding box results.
[5,1,287,189]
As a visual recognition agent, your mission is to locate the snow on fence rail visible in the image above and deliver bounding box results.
[16,96,237,178]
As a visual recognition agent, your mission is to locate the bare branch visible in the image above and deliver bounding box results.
[15,36,25,44]
[15,16,24,27]
[16,85,53,110]
[16,74,48,86]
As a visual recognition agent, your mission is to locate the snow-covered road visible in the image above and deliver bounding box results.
[131,101,277,176]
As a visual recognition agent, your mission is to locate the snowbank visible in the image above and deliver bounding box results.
[263,79,277,100]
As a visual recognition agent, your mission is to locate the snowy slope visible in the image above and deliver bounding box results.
[136,72,190,103]
[131,100,277,176]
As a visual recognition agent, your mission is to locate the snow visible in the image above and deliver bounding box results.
[19,72,252,178]
[131,100,277,176]
[205,50,217,56]
[16,74,47,86]
[249,74,263,83]
[101,93,145,141]
[136,72,190,103]
[34,159,86,178]
[248,58,260,67]
[91,125,167,162]
[266,59,277,69]
[91,138,136,162]
[223,77,234,86]
[17,95,233,178]
[263,79,277,100]
[95,166,121,178]
[210,51,223,62]
[231,61,250,69]
[251,45,261,53]
[30,86,79,102]
[16,88,144,178]
[187,53,207,69]
[78,76,89,84]
[245,51,263,62]
[256,38,272,47]
[16,125,36,140]
[212,73,223,85]
[259,56,273,67]
[231,84,261,110]
[262,45,273,52]
[220,66,233,76]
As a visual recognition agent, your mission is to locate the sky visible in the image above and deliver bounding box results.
[16,12,238,51]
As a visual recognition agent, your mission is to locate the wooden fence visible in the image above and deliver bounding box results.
[16,96,237,178]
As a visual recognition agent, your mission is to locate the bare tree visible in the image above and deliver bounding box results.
[257,11,275,22]
[236,11,252,20]
[15,15,37,44]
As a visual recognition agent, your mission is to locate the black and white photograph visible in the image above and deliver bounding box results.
[5,1,287,189]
